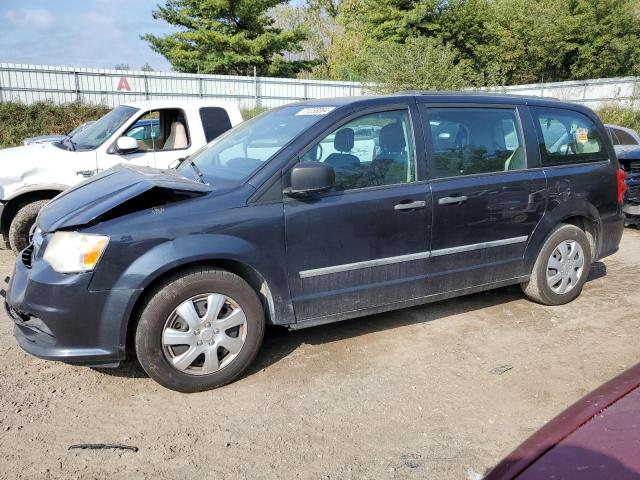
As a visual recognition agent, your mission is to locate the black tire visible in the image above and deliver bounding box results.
[135,268,264,393]
[521,223,592,305]
[8,200,50,253]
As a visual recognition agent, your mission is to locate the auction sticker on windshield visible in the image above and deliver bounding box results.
[296,107,336,116]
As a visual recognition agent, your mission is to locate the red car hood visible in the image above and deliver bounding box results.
[487,363,640,479]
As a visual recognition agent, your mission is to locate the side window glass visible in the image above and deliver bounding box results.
[124,109,190,152]
[615,128,638,145]
[200,107,233,142]
[532,107,606,165]
[160,109,190,151]
[124,111,160,152]
[607,127,621,145]
[301,110,416,191]
[427,107,525,178]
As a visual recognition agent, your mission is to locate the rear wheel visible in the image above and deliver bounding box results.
[135,268,264,392]
[8,200,50,253]
[521,224,592,305]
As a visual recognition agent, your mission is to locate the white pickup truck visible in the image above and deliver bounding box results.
[0,99,243,252]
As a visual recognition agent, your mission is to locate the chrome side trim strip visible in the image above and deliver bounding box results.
[430,235,528,257]
[299,251,431,279]
[299,236,528,278]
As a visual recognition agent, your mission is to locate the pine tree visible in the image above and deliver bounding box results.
[143,0,313,77]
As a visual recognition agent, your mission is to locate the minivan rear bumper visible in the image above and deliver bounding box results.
[597,210,625,260]
[2,255,140,367]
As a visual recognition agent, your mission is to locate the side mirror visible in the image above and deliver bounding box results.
[285,161,335,197]
[116,136,139,154]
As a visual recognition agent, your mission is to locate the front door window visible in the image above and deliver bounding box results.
[301,110,416,191]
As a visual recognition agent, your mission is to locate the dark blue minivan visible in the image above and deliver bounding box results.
[2,93,626,392]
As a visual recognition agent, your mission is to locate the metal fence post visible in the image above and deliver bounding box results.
[74,69,80,103]
[144,73,150,100]
[253,67,260,108]
[199,76,204,98]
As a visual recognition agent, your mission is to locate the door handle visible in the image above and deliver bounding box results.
[438,195,468,205]
[394,200,427,211]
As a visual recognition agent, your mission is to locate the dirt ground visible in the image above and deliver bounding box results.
[0,230,639,480]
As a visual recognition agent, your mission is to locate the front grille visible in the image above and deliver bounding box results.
[21,244,34,269]
[630,162,640,174]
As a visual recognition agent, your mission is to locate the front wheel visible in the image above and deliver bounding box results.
[8,199,50,253]
[521,224,592,306]
[135,268,264,393]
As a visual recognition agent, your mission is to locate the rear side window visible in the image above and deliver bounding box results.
[200,107,233,142]
[426,107,525,178]
[532,107,607,165]
[612,127,638,146]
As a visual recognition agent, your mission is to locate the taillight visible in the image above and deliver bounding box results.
[616,168,627,204]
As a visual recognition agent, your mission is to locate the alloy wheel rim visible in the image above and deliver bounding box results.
[162,293,247,375]
[546,240,585,295]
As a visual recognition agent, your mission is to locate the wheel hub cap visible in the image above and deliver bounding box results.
[161,293,248,376]
[546,239,585,295]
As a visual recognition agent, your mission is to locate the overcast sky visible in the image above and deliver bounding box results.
[0,0,174,70]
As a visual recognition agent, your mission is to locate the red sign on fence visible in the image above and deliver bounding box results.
[116,77,132,91]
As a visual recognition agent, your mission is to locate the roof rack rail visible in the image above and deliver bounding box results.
[393,89,562,100]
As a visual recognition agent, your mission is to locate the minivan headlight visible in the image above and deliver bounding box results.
[43,232,109,273]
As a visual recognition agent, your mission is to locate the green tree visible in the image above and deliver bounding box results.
[478,0,580,85]
[569,0,640,79]
[271,0,343,79]
[366,36,480,92]
[332,0,640,86]
[143,0,313,76]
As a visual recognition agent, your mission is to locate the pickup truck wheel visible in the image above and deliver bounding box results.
[521,224,592,305]
[135,268,264,393]
[8,200,50,253]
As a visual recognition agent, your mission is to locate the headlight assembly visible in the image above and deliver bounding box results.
[43,232,109,273]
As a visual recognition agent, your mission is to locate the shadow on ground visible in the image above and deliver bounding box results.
[95,262,607,381]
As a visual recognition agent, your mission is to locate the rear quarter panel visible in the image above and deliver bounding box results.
[522,105,623,269]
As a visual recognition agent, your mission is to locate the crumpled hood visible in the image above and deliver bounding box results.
[38,164,212,232]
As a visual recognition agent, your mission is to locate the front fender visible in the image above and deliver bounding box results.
[4,183,69,202]
[106,234,262,291]
[90,233,295,342]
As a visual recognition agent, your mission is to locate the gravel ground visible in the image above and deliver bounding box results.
[1,230,639,480]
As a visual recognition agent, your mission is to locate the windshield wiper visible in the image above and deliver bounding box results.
[187,159,205,183]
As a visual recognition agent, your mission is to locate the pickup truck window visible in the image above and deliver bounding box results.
[426,107,525,178]
[532,107,607,165]
[200,107,233,143]
[123,109,190,152]
[68,105,138,150]
[124,112,161,151]
[180,105,332,184]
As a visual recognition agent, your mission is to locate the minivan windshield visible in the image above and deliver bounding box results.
[178,105,335,185]
[66,105,138,150]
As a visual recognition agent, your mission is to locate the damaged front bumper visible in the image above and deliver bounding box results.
[1,252,140,367]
